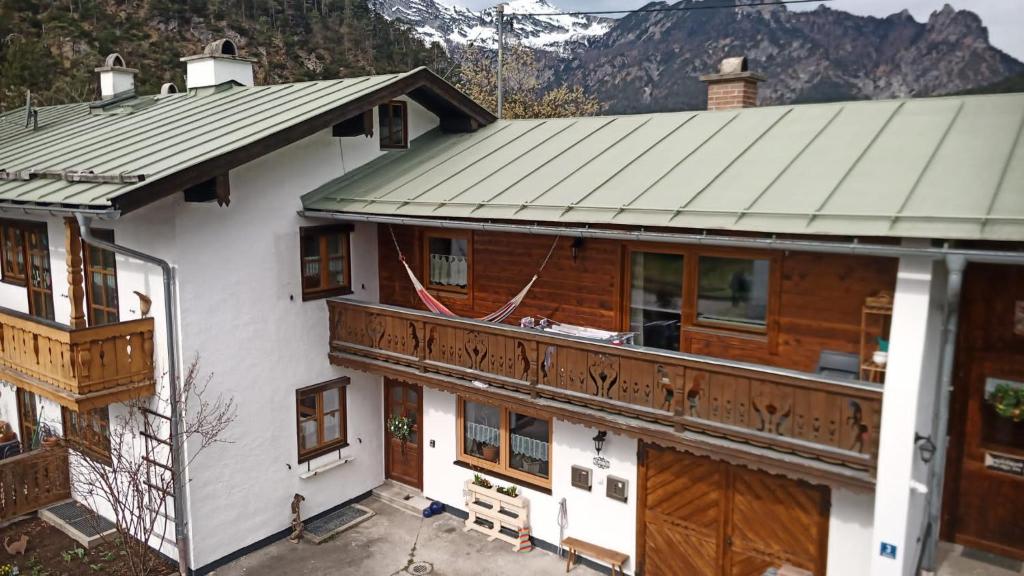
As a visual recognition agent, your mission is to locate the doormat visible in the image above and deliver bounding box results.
[961,547,1024,573]
[304,503,375,544]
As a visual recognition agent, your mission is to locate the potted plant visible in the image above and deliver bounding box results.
[472,473,492,489]
[496,485,518,498]
[987,383,1024,422]
[386,415,414,452]
[480,441,499,463]
[0,422,15,444]
[984,382,1024,448]
[39,423,62,448]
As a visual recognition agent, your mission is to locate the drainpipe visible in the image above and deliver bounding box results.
[76,214,190,576]
[921,254,966,572]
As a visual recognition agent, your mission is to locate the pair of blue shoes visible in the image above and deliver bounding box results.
[421,501,445,518]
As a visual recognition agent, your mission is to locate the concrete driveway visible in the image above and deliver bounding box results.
[212,496,602,576]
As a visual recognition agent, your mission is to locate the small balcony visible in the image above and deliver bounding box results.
[328,299,883,479]
[0,307,155,411]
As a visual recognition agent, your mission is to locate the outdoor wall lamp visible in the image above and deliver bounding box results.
[571,237,584,262]
[915,433,936,464]
[593,430,607,455]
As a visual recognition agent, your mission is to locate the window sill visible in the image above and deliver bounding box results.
[0,277,26,288]
[299,454,355,479]
[453,460,552,495]
[302,287,354,302]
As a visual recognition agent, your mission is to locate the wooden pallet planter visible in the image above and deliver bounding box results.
[463,479,530,551]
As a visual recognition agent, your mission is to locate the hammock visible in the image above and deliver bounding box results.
[389,226,558,323]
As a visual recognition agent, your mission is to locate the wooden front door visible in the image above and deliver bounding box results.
[943,355,1024,559]
[638,444,830,576]
[384,379,422,489]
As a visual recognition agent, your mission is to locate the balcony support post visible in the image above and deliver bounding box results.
[64,217,86,330]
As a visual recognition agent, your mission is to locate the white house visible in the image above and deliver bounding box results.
[0,44,1021,576]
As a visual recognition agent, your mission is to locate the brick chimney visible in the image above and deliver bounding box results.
[700,56,764,111]
[95,53,137,99]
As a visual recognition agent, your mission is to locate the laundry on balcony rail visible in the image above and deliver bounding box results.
[388,225,558,323]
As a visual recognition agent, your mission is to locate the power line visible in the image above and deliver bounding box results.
[497,0,831,18]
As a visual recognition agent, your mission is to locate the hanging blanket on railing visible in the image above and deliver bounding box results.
[390,226,558,324]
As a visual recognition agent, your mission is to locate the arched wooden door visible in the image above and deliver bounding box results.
[384,379,423,489]
[638,443,830,576]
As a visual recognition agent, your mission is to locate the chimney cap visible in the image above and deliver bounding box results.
[160,83,179,95]
[94,52,139,73]
[181,38,256,63]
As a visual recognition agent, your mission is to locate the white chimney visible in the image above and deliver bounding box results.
[180,39,255,90]
[95,53,137,99]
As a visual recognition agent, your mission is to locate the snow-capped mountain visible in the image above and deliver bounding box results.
[369,0,611,52]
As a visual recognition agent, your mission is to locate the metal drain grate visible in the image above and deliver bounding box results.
[961,547,1024,572]
[44,501,116,537]
[406,561,433,575]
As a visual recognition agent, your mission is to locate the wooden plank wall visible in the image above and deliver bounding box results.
[379,225,898,373]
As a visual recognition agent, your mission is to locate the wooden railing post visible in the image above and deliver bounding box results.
[65,217,87,330]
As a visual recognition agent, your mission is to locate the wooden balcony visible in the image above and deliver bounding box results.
[0,447,71,521]
[328,299,883,479]
[0,307,155,411]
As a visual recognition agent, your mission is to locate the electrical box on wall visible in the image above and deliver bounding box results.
[607,475,628,503]
[571,465,592,491]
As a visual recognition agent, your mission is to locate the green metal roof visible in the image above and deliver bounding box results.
[304,93,1024,242]
[0,68,445,210]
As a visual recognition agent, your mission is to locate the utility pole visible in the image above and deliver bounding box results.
[496,3,505,119]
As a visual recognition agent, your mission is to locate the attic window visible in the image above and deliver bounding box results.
[183,174,230,206]
[379,101,408,150]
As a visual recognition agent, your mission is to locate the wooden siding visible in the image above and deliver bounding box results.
[379,226,898,373]
[942,263,1024,559]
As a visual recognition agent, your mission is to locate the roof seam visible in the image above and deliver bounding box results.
[886,100,965,232]
[981,104,1024,231]
[806,100,906,226]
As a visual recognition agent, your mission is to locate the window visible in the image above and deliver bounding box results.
[296,378,348,462]
[62,406,111,464]
[458,399,551,487]
[25,224,54,320]
[84,230,119,326]
[629,251,683,351]
[1,222,26,285]
[696,256,770,330]
[1,221,53,319]
[15,388,38,451]
[423,230,471,296]
[379,100,408,149]
[300,225,352,300]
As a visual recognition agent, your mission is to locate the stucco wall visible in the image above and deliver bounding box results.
[172,97,437,569]
[421,387,639,574]
[828,488,875,576]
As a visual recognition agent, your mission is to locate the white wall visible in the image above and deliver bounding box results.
[421,388,639,574]
[171,97,437,570]
[828,488,875,576]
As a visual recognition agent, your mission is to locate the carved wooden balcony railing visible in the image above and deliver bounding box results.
[0,447,71,521]
[328,299,883,473]
[0,307,156,411]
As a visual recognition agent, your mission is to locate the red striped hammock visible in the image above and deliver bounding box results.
[390,226,558,323]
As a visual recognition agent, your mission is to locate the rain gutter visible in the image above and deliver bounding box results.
[297,211,1024,265]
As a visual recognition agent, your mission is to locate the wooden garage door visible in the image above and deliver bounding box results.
[639,444,830,576]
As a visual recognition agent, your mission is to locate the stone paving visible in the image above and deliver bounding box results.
[212,495,602,576]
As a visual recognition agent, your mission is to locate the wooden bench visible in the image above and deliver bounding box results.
[562,537,629,576]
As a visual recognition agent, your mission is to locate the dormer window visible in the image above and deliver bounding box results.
[379,100,408,150]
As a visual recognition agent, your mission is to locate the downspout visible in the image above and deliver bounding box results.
[76,214,190,576]
[921,254,966,572]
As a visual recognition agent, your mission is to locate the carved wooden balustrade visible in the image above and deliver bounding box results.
[0,307,156,411]
[328,299,883,472]
[0,447,71,521]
